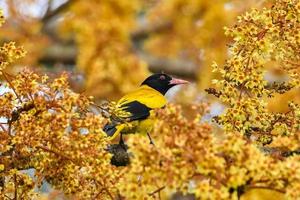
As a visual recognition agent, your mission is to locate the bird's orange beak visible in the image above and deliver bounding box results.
[169,77,189,85]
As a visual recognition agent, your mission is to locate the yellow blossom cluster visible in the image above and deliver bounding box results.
[0,7,25,72]
[0,0,49,66]
[209,0,300,139]
[0,69,123,199]
[0,42,26,72]
[0,9,121,199]
[119,104,300,199]
[0,17,121,197]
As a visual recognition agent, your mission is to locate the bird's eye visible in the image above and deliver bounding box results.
[159,75,166,80]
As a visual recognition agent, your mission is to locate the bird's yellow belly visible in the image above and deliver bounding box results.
[122,118,154,135]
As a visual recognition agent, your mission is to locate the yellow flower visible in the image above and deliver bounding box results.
[0,164,4,171]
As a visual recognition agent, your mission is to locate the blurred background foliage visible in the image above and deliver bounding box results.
[0,0,264,98]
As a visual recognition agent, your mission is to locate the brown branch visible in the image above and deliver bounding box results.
[42,0,76,23]
[0,123,7,132]
[94,188,105,199]
[1,177,4,195]
[246,185,285,194]
[44,0,53,17]
[131,21,172,40]
[9,102,35,124]
[103,188,114,200]
[93,179,115,200]
[5,194,13,200]
[259,146,300,158]
[205,88,222,97]
[148,186,166,197]
[40,43,77,64]
[2,72,22,103]
[14,173,17,200]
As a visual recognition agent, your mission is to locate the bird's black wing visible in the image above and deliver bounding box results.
[120,100,151,121]
[103,123,118,136]
[103,101,151,136]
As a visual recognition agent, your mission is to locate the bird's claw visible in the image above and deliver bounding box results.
[147,132,155,146]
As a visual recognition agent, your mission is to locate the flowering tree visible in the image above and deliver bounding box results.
[0,0,300,199]
[0,10,121,199]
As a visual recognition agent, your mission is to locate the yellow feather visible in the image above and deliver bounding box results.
[118,85,167,109]
[107,124,125,140]
[106,86,166,141]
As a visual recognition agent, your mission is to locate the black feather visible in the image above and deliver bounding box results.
[103,123,117,136]
[120,100,151,121]
[103,101,151,136]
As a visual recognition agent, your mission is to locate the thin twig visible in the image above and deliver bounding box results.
[93,179,114,200]
[42,0,77,23]
[246,185,285,194]
[93,188,105,199]
[5,194,13,200]
[148,186,166,197]
[104,188,114,200]
[8,121,12,136]
[44,0,53,17]
[14,173,17,200]
[2,72,22,103]
[0,123,7,132]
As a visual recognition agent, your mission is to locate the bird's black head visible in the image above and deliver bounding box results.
[141,73,189,95]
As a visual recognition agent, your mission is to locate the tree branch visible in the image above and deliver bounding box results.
[259,146,300,158]
[14,173,17,200]
[42,0,76,23]
[246,185,285,194]
[148,186,166,196]
[131,21,172,41]
[40,43,77,64]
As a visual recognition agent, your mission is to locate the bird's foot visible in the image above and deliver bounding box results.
[119,133,127,149]
[147,132,155,146]
[119,139,125,145]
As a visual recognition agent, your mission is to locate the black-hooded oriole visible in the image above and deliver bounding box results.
[103,73,188,144]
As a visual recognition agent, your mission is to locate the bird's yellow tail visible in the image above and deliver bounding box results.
[103,123,125,140]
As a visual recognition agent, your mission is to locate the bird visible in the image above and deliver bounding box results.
[103,73,189,145]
